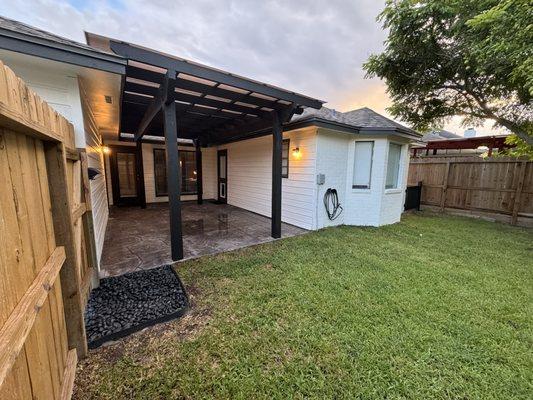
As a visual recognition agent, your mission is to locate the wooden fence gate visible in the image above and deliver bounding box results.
[408,156,533,226]
[0,61,96,399]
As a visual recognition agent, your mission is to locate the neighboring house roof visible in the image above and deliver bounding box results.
[289,106,420,139]
[0,15,126,74]
[422,129,462,142]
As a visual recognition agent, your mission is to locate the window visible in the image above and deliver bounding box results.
[386,143,402,189]
[352,141,374,189]
[153,148,197,196]
[282,139,289,178]
[153,149,167,197]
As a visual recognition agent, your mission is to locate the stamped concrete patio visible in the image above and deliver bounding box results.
[100,202,306,277]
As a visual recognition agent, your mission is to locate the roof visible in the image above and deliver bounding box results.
[422,129,462,142]
[0,15,125,74]
[289,106,420,139]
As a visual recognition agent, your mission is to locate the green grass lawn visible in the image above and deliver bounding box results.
[74,213,532,400]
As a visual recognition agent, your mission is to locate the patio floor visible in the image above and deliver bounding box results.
[100,202,306,277]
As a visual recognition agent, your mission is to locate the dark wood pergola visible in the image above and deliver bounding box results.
[413,135,513,157]
[108,40,323,261]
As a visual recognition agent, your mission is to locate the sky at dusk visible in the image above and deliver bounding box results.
[1,0,504,136]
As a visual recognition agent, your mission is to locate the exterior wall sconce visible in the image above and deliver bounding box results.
[102,146,111,155]
[292,147,302,160]
[292,147,301,158]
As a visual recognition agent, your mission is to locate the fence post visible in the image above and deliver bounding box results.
[440,161,451,211]
[511,161,527,225]
[79,150,100,289]
[44,141,88,358]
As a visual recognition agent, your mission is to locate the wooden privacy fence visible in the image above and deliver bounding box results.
[408,156,533,226]
[0,61,96,399]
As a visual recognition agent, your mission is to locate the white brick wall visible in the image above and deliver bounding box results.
[315,131,350,228]
[343,136,388,226]
[379,139,410,225]
[316,129,411,228]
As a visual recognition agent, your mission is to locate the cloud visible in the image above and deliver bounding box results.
[1,0,501,135]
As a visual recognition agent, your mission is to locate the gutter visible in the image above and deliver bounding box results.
[209,116,421,146]
[0,28,126,75]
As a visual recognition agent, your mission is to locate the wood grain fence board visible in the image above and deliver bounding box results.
[0,247,65,388]
[409,156,533,225]
[511,161,527,224]
[59,349,77,400]
[1,60,85,400]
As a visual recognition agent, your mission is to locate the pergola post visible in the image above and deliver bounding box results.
[195,140,203,205]
[163,87,184,260]
[136,139,146,208]
[271,111,283,238]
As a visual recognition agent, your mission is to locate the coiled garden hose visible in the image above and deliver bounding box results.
[323,188,343,221]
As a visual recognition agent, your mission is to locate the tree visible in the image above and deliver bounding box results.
[364,0,533,147]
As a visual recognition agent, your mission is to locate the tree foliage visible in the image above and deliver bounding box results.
[364,0,533,147]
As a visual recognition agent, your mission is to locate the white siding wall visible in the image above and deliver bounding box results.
[0,60,86,147]
[79,80,108,265]
[218,127,318,230]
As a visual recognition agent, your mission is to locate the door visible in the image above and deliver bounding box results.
[110,146,140,206]
[217,149,227,204]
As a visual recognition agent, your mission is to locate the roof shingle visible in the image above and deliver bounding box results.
[291,106,420,137]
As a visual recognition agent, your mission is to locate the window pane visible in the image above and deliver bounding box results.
[352,141,373,189]
[282,139,290,178]
[117,152,137,197]
[181,151,197,193]
[219,154,226,179]
[282,140,289,154]
[153,149,197,195]
[153,149,167,196]
[386,143,402,189]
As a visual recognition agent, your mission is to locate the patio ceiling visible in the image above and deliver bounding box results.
[108,40,324,146]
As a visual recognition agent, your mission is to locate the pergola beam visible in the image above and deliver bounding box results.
[124,81,272,119]
[112,41,323,109]
[127,64,286,110]
[134,70,175,141]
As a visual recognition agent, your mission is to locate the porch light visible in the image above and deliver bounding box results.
[292,147,301,158]
[102,146,111,154]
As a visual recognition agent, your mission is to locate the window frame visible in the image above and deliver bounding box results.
[153,148,198,197]
[352,140,374,190]
[281,138,290,178]
[385,142,403,190]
